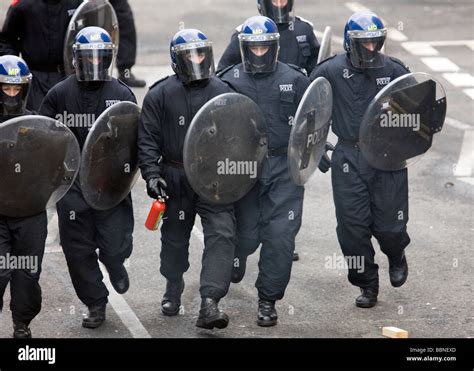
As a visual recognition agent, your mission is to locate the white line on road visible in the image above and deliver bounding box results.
[454,130,474,177]
[99,262,152,338]
[442,73,474,88]
[463,88,474,100]
[401,42,439,56]
[420,57,460,72]
[446,117,473,131]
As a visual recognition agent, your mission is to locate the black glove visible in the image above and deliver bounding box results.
[318,142,335,173]
[146,177,168,200]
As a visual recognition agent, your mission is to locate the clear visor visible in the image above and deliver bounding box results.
[348,29,387,69]
[259,0,295,23]
[73,43,116,81]
[173,43,215,84]
[239,38,280,74]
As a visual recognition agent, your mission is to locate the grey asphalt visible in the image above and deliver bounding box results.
[0,0,472,339]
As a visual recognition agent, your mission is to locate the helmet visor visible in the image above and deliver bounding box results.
[173,42,215,84]
[348,29,387,68]
[259,0,295,24]
[74,43,115,81]
[239,34,280,73]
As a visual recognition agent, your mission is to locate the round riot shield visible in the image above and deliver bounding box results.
[0,116,80,218]
[183,93,268,205]
[288,77,333,185]
[80,102,141,210]
[359,72,447,171]
[64,0,119,75]
[317,26,333,65]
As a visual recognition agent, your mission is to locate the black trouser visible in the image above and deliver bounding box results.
[0,212,47,325]
[331,141,411,289]
[160,165,235,301]
[234,155,304,302]
[112,0,137,71]
[56,182,134,307]
[28,70,65,111]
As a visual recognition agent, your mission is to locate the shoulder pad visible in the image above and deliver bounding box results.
[316,54,337,67]
[235,24,243,32]
[295,16,314,28]
[216,65,236,78]
[389,56,410,71]
[287,63,308,76]
[117,78,136,93]
[149,75,170,90]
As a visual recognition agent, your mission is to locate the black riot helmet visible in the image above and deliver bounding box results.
[0,55,32,115]
[257,0,295,24]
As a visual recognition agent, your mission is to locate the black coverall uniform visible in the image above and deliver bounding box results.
[0,0,81,110]
[0,112,47,326]
[218,17,320,76]
[138,75,236,300]
[220,62,310,301]
[310,53,411,289]
[39,76,136,307]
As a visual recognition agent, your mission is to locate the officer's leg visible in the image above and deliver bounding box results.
[0,219,13,314]
[372,169,411,287]
[255,156,304,326]
[196,201,235,300]
[112,0,145,87]
[57,192,108,308]
[257,156,304,301]
[332,145,379,298]
[8,212,47,329]
[231,182,261,283]
[195,200,235,329]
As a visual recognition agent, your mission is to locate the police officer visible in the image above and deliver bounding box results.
[310,12,410,308]
[138,29,235,330]
[0,0,82,110]
[219,16,310,327]
[109,0,146,87]
[0,55,47,338]
[40,27,136,328]
[218,0,320,77]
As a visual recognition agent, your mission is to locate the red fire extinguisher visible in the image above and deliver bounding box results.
[145,197,166,231]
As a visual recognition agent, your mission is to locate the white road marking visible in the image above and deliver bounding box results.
[463,88,474,100]
[387,27,408,42]
[401,42,439,56]
[454,130,474,177]
[420,57,460,72]
[99,262,152,338]
[446,117,473,131]
[442,73,474,88]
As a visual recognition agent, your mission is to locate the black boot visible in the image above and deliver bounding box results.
[355,287,378,308]
[13,322,32,339]
[257,299,278,327]
[82,305,106,329]
[106,264,130,294]
[388,252,409,287]
[161,279,185,316]
[231,255,247,284]
[293,251,300,261]
[196,298,229,330]
[119,69,146,88]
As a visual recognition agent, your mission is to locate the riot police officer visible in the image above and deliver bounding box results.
[138,29,235,330]
[218,0,320,77]
[40,27,136,329]
[0,55,47,338]
[219,16,310,327]
[311,12,410,308]
[0,0,82,110]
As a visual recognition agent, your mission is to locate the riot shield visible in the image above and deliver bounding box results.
[288,77,333,185]
[80,102,141,210]
[317,26,333,65]
[64,0,119,75]
[183,93,268,205]
[0,116,80,217]
[359,72,447,171]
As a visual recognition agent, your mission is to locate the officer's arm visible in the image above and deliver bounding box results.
[295,75,312,106]
[217,32,241,72]
[305,30,321,76]
[138,93,163,182]
[0,3,23,56]
[39,89,59,119]
[309,60,327,81]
